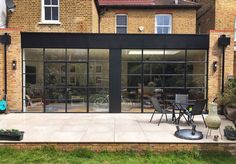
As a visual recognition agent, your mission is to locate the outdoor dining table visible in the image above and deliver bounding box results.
[171,101,195,124]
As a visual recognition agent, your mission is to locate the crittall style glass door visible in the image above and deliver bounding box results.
[44,49,88,113]
[23,48,109,113]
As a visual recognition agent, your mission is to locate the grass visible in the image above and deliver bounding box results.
[0,147,235,164]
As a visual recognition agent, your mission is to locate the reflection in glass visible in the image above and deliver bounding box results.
[45,100,66,112]
[24,49,44,112]
[45,63,66,86]
[187,50,206,61]
[67,88,87,112]
[67,49,88,61]
[89,49,109,112]
[164,50,185,61]
[68,63,87,87]
[45,49,66,61]
[89,88,109,112]
[121,50,142,112]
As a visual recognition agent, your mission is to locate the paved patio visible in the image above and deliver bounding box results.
[0,113,235,143]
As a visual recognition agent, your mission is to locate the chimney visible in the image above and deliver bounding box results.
[175,0,179,4]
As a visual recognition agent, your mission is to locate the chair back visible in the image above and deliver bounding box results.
[150,97,163,113]
[175,94,188,109]
[191,100,207,115]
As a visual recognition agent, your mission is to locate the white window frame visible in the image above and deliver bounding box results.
[41,0,60,24]
[155,14,172,34]
[115,14,128,34]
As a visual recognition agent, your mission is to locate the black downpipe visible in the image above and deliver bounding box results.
[221,46,225,95]
[4,42,7,99]
[0,33,11,99]
[220,46,226,114]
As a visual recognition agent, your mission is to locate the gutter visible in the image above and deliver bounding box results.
[99,5,201,10]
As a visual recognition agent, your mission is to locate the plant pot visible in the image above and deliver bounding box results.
[224,106,236,121]
[0,131,24,141]
[224,129,236,141]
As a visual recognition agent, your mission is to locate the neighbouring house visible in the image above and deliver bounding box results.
[194,0,236,102]
[0,0,232,113]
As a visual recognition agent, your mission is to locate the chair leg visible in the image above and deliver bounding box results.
[165,113,168,122]
[206,128,208,138]
[158,113,164,126]
[202,114,207,128]
[150,110,156,122]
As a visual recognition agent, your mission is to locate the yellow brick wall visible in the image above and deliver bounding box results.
[0,29,22,112]
[100,9,196,34]
[215,0,236,32]
[208,31,235,102]
[8,0,98,33]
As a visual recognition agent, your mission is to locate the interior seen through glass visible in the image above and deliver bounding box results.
[23,48,207,113]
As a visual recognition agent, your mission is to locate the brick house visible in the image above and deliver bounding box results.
[0,0,230,113]
[194,0,236,102]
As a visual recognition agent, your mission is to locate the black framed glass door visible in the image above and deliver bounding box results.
[44,49,89,113]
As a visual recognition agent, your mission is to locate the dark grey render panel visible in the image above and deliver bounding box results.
[21,33,209,50]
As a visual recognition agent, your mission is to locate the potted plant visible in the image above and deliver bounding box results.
[224,126,236,140]
[217,78,236,121]
[0,129,24,141]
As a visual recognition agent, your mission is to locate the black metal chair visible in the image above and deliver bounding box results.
[184,99,207,127]
[150,97,171,126]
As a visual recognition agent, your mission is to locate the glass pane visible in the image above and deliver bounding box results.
[45,49,66,61]
[143,75,163,87]
[45,63,66,86]
[157,27,163,34]
[163,16,170,25]
[143,64,163,74]
[89,88,109,112]
[52,7,58,20]
[187,88,205,100]
[187,63,206,74]
[164,88,186,101]
[45,7,51,20]
[164,50,185,61]
[116,27,127,34]
[45,88,66,100]
[89,50,109,88]
[122,63,142,75]
[187,75,205,87]
[45,99,66,112]
[116,15,127,25]
[165,76,185,87]
[52,0,58,5]
[121,88,141,113]
[44,0,50,5]
[187,50,206,61]
[25,85,44,113]
[121,75,141,88]
[68,63,87,87]
[67,49,88,61]
[157,16,163,25]
[122,49,142,61]
[67,88,87,112]
[24,48,43,61]
[165,63,185,74]
[162,27,169,34]
[143,49,164,61]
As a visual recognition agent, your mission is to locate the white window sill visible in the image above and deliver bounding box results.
[38,21,61,25]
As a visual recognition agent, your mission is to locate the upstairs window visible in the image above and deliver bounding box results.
[42,0,59,23]
[116,15,128,34]
[155,14,172,34]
